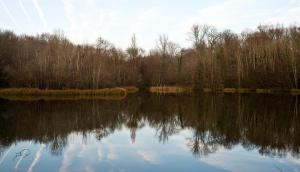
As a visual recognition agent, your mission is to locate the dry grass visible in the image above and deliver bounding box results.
[223,88,252,93]
[0,95,126,101]
[237,88,251,93]
[2,87,299,100]
[291,89,300,95]
[223,88,237,93]
[256,89,272,94]
[150,87,278,94]
[202,88,212,93]
[0,88,127,101]
[122,86,139,93]
[149,86,192,94]
[149,87,300,95]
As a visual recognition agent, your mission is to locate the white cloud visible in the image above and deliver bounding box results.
[287,157,300,165]
[129,8,160,34]
[170,0,300,48]
[27,144,45,172]
[77,143,88,158]
[62,0,120,45]
[199,148,281,172]
[97,144,103,161]
[85,165,95,172]
[266,7,300,25]
[59,143,76,172]
[107,142,118,160]
[189,0,293,30]
[32,0,48,29]
[137,150,160,164]
[1,0,296,50]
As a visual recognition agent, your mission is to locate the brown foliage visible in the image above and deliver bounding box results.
[0,24,299,89]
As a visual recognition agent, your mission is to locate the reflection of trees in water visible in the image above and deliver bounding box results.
[187,130,218,156]
[0,94,299,158]
[95,126,112,141]
[154,115,181,143]
[127,94,300,157]
[48,135,68,156]
[125,115,145,143]
[0,144,7,159]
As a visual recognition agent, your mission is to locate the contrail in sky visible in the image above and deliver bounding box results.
[0,0,20,29]
[32,0,48,29]
[19,0,32,23]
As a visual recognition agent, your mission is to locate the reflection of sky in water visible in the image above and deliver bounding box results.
[0,125,299,172]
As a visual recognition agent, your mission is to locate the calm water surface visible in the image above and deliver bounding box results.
[0,94,300,172]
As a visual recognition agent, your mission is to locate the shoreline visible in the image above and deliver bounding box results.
[148,86,300,95]
[0,88,132,101]
[1,86,300,101]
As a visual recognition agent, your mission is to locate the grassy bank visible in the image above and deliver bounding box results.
[149,86,300,95]
[2,87,300,100]
[149,86,193,94]
[221,88,300,94]
[122,86,139,93]
[0,88,129,101]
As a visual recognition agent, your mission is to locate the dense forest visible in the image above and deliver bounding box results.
[0,24,300,89]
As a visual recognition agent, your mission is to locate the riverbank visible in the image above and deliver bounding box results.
[149,86,193,94]
[149,86,300,95]
[0,88,131,101]
[1,86,300,101]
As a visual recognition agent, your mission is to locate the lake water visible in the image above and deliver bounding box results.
[0,94,300,172]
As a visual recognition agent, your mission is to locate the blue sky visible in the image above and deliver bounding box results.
[0,0,299,50]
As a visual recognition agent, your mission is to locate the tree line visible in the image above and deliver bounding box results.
[0,24,300,89]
